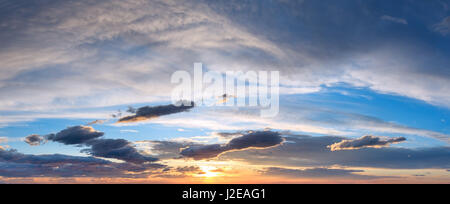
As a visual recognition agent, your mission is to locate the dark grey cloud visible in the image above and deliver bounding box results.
[24,134,45,146]
[215,132,245,138]
[83,139,158,164]
[46,126,104,145]
[175,166,203,174]
[180,131,284,160]
[126,106,137,114]
[44,126,158,164]
[180,144,225,160]
[221,135,450,169]
[0,148,109,165]
[261,167,389,180]
[0,148,165,178]
[118,101,195,123]
[227,131,284,150]
[328,135,407,151]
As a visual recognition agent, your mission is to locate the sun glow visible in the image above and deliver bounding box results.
[198,166,222,178]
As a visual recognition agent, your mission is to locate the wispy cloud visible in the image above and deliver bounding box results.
[0,0,449,117]
[381,15,408,25]
[120,129,139,133]
[433,16,450,36]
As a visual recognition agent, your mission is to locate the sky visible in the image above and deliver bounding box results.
[0,0,449,184]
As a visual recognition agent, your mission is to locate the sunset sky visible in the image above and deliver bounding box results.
[0,0,449,184]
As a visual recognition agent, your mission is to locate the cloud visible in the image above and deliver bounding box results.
[0,138,10,150]
[261,167,385,180]
[152,166,207,178]
[434,16,450,36]
[220,135,450,169]
[0,148,108,165]
[0,148,165,178]
[46,126,104,145]
[86,120,107,126]
[118,101,195,123]
[214,132,245,138]
[0,0,284,115]
[328,135,407,151]
[83,139,158,164]
[24,135,45,146]
[381,15,408,25]
[0,0,448,119]
[139,140,191,160]
[180,131,284,160]
[0,0,449,181]
[180,144,225,160]
[0,0,449,140]
[175,166,203,174]
[209,0,450,108]
[226,131,284,150]
[126,106,137,114]
[44,126,158,164]
[151,105,449,144]
[120,129,139,133]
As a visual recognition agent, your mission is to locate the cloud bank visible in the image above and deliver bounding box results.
[148,133,450,170]
[0,148,164,178]
[261,167,385,180]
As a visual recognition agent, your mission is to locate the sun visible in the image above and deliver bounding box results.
[198,166,222,178]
